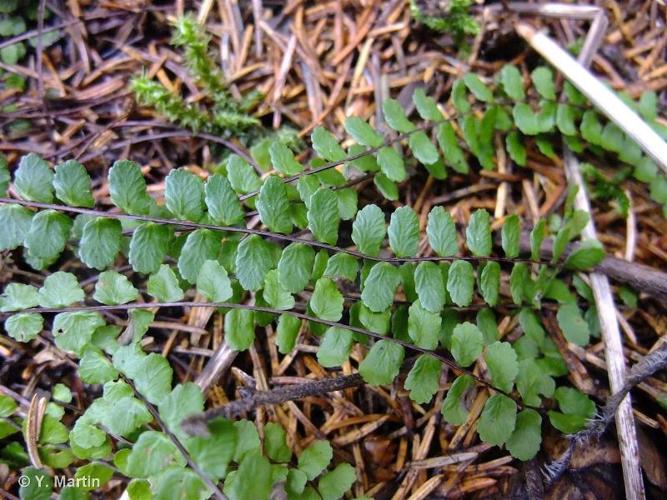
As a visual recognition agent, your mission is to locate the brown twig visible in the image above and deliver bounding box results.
[543,342,667,486]
[516,232,667,302]
[182,373,365,435]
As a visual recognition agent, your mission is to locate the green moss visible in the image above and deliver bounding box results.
[410,0,479,44]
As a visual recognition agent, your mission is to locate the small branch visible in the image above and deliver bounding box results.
[595,257,667,304]
[543,342,667,487]
[182,373,365,435]
[585,342,667,440]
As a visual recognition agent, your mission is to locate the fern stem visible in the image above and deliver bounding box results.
[238,119,439,201]
[0,198,550,266]
[288,95,594,188]
[119,372,226,499]
[236,95,595,201]
[10,300,531,408]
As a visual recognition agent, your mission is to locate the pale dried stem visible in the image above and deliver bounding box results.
[518,11,646,499]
